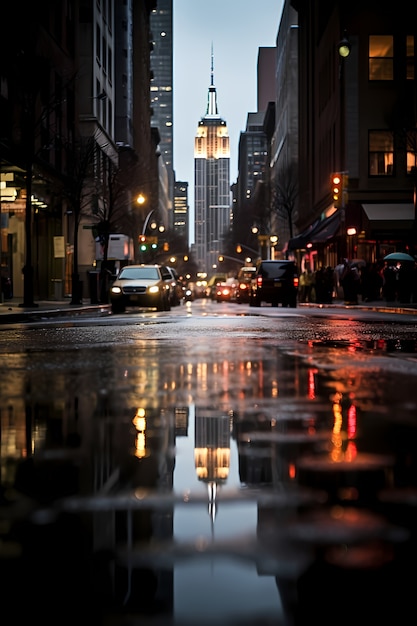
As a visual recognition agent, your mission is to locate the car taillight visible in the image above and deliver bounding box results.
[294,276,299,287]
[256,276,263,286]
[239,282,247,290]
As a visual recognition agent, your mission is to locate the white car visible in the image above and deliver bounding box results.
[109,264,171,313]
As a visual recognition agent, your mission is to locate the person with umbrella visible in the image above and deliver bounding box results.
[383,252,416,304]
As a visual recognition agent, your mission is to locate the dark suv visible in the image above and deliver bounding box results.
[249,260,299,307]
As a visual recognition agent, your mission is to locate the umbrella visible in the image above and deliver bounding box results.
[383,252,415,262]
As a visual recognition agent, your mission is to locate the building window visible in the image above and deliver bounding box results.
[406,130,417,172]
[406,35,414,80]
[369,35,393,80]
[369,130,394,175]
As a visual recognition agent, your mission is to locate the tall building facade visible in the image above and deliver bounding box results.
[173,181,189,246]
[150,0,174,226]
[194,55,231,273]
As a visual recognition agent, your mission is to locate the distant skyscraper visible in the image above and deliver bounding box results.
[150,0,174,223]
[194,51,230,273]
[174,181,189,246]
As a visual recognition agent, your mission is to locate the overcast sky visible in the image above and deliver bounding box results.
[173,0,284,240]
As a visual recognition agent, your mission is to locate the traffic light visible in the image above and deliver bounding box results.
[139,234,148,251]
[331,173,342,208]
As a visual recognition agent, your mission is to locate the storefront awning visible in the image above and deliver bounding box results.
[287,211,341,250]
[309,210,342,243]
[287,219,322,251]
[362,203,414,224]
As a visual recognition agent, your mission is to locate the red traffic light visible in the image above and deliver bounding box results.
[331,173,341,205]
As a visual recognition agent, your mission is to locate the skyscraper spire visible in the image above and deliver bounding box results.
[210,42,214,86]
[206,43,218,117]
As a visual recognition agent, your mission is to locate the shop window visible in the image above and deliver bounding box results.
[406,130,417,173]
[369,130,394,176]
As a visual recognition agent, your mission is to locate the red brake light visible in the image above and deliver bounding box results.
[256,276,263,286]
[294,276,299,287]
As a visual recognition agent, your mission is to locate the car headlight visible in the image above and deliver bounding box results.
[149,285,160,294]
[110,286,122,294]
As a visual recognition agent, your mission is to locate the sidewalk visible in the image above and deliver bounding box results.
[1,296,417,324]
[0,297,111,324]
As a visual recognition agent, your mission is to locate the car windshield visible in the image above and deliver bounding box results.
[240,270,255,280]
[119,267,160,280]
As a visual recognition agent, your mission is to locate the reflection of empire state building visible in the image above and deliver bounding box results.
[194,408,231,527]
[194,49,231,273]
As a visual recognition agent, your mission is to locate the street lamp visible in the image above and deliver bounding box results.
[337,31,351,260]
[141,209,155,235]
[338,31,351,58]
[137,193,145,206]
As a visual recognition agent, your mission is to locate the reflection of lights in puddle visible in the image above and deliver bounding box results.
[306,338,417,354]
[133,488,147,500]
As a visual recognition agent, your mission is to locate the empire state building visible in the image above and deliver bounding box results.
[194,53,231,273]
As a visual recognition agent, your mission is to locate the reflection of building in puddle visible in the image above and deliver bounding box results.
[331,391,358,462]
[174,406,189,437]
[194,407,231,525]
[132,407,147,459]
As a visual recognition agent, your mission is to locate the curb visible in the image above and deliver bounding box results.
[0,302,111,324]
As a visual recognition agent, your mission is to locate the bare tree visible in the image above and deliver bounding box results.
[271,162,299,242]
[61,136,99,304]
[89,157,135,303]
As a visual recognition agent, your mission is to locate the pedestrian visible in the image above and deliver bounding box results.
[299,268,314,302]
[1,273,13,299]
[299,269,307,302]
[397,262,414,304]
[361,262,383,302]
[383,263,398,302]
[340,260,360,304]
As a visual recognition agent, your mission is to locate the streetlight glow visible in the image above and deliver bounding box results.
[338,32,351,58]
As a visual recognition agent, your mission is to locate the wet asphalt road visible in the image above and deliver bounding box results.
[1,299,417,625]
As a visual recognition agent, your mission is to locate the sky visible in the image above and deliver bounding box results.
[173,0,284,241]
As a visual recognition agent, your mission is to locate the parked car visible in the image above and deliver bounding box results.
[249,260,299,307]
[215,277,238,302]
[109,264,171,313]
[165,266,182,306]
[236,266,256,303]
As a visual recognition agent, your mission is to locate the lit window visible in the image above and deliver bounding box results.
[369,130,394,175]
[406,130,417,173]
[369,35,393,80]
